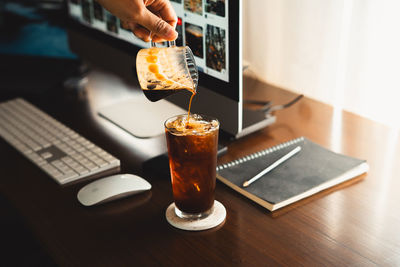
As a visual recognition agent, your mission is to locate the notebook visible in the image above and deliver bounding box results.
[216,137,369,211]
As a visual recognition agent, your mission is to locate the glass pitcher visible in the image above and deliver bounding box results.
[136,41,198,102]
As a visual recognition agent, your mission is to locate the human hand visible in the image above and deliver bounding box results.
[97,0,177,42]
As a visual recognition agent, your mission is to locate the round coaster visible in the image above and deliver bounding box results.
[165,200,226,231]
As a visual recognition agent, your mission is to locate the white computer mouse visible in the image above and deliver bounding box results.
[77,174,151,206]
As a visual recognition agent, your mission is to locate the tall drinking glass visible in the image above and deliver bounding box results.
[164,114,219,219]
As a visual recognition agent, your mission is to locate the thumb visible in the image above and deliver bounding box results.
[139,9,177,41]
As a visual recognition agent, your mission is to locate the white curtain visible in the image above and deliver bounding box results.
[243,0,400,128]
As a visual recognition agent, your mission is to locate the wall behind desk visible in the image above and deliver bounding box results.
[243,0,400,128]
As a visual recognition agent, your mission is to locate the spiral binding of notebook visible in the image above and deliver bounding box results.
[216,137,305,172]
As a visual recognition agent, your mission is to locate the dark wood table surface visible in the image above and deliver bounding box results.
[0,68,399,266]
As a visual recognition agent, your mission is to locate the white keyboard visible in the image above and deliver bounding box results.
[0,98,120,185]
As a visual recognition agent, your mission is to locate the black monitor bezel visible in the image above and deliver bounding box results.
[66,0,240,102]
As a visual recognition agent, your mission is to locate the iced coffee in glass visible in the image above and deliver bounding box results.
[165,114,219,219]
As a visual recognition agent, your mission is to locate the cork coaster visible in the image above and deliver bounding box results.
[165,200,226,231]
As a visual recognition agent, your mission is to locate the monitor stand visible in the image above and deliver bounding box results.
[238,109,276,139]
[98,95,187,138]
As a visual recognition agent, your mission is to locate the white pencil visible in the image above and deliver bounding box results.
[243,146,302,187]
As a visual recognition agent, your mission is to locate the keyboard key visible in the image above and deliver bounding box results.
[41,163,63,178]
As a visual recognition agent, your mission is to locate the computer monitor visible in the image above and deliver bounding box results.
[66,0,275,138]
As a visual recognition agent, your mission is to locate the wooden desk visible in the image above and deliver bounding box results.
[0,71,399,266]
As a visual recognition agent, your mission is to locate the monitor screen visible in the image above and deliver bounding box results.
[67,0,238,101]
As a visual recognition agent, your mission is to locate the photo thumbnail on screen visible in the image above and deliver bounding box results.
[106,13,118,34]
[185,22,204,58]
[206,25,226,72]
[205,0,225,17]
[184,0,203,15]
[81,0,92,24]
[93,1,104,21]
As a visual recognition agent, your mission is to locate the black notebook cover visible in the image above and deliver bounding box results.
[216,137,368,211]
